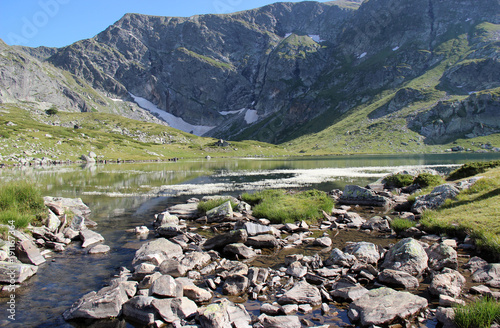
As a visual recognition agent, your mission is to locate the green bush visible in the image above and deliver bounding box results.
[197,198,237,215]
[390,218,417,233]
[242,189,334,224]
[384,174,415,188]
[448,161,500,181]
[45,106,59,116]
[454,297,500,328]
[0,182,45,228]
[414,173,445,187]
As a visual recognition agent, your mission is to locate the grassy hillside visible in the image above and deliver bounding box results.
[0,103,290,164]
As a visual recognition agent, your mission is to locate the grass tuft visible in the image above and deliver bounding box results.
[414,173,445,188]
[447,160,500,181]
[454,297,500,328]
[390,218,417,234]
[197,198,237,215]
[384,174,415,188]
[0,182,46,228]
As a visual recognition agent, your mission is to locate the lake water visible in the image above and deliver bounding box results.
[1,153,499,327]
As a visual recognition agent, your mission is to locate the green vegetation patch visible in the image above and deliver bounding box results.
[390,218,417,234]
[454,297,500,328]
[447,160,500,181]
[0,182,46,228]
[241,189,334,224]
[414,173,445,188]
[197,198,238,215]
[384,174,415,188]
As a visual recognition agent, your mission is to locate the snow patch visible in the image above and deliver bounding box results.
[392,46,400,51]
[357,52,367,59]
[111,98,123,102]
[244,110,259,124]
[129,93,214,136]
[308,35,325,43]
[219,109,245,116]
[285,33,292,38]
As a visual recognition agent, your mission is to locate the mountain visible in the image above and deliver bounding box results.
[2,0,500,151]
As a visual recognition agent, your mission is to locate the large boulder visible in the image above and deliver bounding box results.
[222,274,249,296]
[412,184,460,214]
[122,296,158,326]
[381,238,428,277]
[326,248,357,267]
[344,242,384,265]
[203,229,248,250]
[339,185,394,207]
[15,240,45,266]
[198,299,251,328]
[277,280,321,306]
[133,238,183,265]
[152,297,198,323]
[79,229,105,248]
[378,269,420,290]
[348,287,428,327]
[427,242,458,271]
[0,261,38,283]
[63,284,128,320]
[150,275,183,298]
[429,268,466,298]
[206,201,233,222]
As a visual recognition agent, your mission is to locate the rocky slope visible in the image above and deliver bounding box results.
[2,0,500,147]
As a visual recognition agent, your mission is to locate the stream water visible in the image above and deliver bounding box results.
[1,153,500,327]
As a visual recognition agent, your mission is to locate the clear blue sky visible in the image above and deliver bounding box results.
[0,0,330,48]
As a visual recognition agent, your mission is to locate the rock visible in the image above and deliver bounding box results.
[133,238,183,265]
[167,203,199,219]
[180,251,211,271]
[150,275,183,298]
[339,185,394,207]
[249,267,270,285]
[159,259,188,278]
[224,243,257,259]
[15,240,45,266]
[152,297,198,323]
[348,287,428,327]
[122,296,158,326]
[88,244,111,254]
[156,224,183,238]
[222,274,249,296]
[344,241,383,265]
[237,221,273,236]
[220,260,249,276]
[326,248,357,267]
[439,294,465,307]
[198,299,249,328]
[313,236,332,247]
[286,261,308,278]
[435,307,455,328]
[153,211,179,227]
[412,184,460,213]
[203,229,248,250]
[259,314,301,328]
[63,284,128,320]
[277,280,321,306]
[79,229,105,248]
[471,262,500,286]
[260,303,283,315]
[381,238,428,277]
[46,210,61,233]
[120,281,138,298]
[378,269,419,290]
[133,263,158,281]
[361,216,391,231]
[298,303,312,313]
[0,261,38,283]
[343,212,366,229]
[183,285,213,303]
[429,268,466,298]
[135,226,149,234]
[427,242,458,271]
[70,216,86,231]
[63,227,80,240]
[81,154,96,163]
[44,197,91,218]
[330,279,369,302]
[246,234,279,249]
[206,201,233,222]
[138,272,162,289]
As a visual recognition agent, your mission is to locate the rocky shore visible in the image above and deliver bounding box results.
[57,175,500,328]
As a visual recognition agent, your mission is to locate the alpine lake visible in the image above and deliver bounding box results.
[2,152,500,328]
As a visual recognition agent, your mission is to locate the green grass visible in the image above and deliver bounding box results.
[420,166,500,260]
[414,173,445,187]
[384,174,414,188]
[241,189,334,224]
[447,160,500,181]
[390,218,417,233]
[0,181,46,228]
[197,198,237,215]
[454,297,500,328]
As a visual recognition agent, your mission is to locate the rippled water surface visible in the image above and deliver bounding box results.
[1,153,499,327]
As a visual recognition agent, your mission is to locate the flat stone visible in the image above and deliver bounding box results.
[203,229,248,251]
[224,243,257,259]
[88,244,111,254]
[150,275,183,298]
[286,261,308,278]
[313,237,332,247]
[378,269,419,290]
[259,314,301,328]
[133,238,183,265]
[167,203,199,219]
[277,280,321,306]
[80,229,105,248]
[330,279,369,302]
[15,239,45,266]
[246,234,279,248]
[183,285,213,303]
[152,297,198,323]
[0,261,38,283]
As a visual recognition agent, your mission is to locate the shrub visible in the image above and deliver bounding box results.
[197,198,237,215]
[45,106,59,116]
[390,218,417,233]
[414,173,445,187]
[242,189,334,224]
[384,174,415,188]
[448,161,500,181]
[454,297,500,328]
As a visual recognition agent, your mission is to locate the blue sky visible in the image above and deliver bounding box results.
[0,0,330,48]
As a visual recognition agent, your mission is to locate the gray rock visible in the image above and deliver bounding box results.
[412,184,460,213]
[224,243,257,259]
[203,229,248,250]
[180,251,211,271]
[260,303,283,315]
[167,203,199,219]
[153,211,179,227]
[429,268,466,298]
[156,223,183,238]
[471,262,500,286]
[348,287,428,327]
[313,236,332,247]
[88,244,111,254]
[44,197,91,218]
[63,284,128,320]
[46,210,61,232]
[326,248,357,267]
[237,221,273,236]
[15,239,45,266]
[344,241,383,265]
[361,216,391,231]
[222,274,249,296]
[339,185,394,207]
[133,262,158,281]
[259,314,301,328]
[122,296,157,326]
[427,242,458,271]
[344,212,366,229]
[378,269,419,289]
[330,279,369,302]
[286,261,308,278]
[133,238,183,265]
[198,299,250,328]
[249,267,270,285]
[246,234,279,248]
[150,274,183,298]
[277,280,321,306]
[63,227,80,240]
[79,229,105,248]
[435,307,455,328]
[439,294,465,307]
[0,261,38,283]
[206,201,233,222]
[138,272,162,290]
[183,285,213,303]
[152,297,198,323]
[70,216,86,231]
[120,281,138,298]
[381,238,428,277]
[220,260,249,276]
